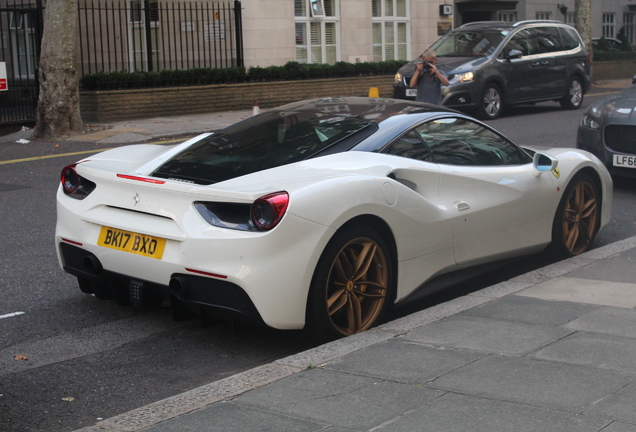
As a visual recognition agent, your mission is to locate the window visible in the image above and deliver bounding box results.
[412,118,531,166]
[623,13,635,46]
[536,12,551,21]
[384,131,433,162]
[530,27,563,54]
[565,12,575,25]
[603,13,616,39]
[372,0,409,61]
[295,0,339,64]
[498,11,517,23]
[559,27,581,50]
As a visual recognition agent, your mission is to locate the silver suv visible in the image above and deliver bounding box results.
[393,20,591,119]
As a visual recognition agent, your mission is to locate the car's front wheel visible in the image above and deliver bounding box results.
[550,173,600,257]
[306,225,394,341]
[477,84,503,120]
[560,76,584,109]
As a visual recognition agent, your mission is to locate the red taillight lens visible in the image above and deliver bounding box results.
[61,164,80,194]
[61,164,96,200]
[251,192,289,231]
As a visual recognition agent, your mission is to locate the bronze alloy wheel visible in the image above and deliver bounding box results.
[560,178,599,255]
[324,236,389,336]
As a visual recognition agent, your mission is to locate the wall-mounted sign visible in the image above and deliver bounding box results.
[439,4,453,15]
[437,21,453,35]
[0,62,7,91]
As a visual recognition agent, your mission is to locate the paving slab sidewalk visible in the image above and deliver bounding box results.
[75,235,636,432]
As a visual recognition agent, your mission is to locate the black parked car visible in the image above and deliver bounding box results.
[393,20,591,120]
[577,74,636,178]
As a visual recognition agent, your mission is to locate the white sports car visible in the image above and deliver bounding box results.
[56,97,612,340]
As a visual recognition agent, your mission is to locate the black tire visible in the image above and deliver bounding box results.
[477,84,503,120]
[549,173,600,258]
[560,76,584,110]
[306,225,394,342]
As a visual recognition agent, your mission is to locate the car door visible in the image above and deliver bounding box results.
[413,117,558,266]
[500,28,541,102]
[528,26,568,99]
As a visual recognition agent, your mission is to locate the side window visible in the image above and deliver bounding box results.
[383,131,434,162]
[413,117,532,166]
[503,29,533,57]
[559,27,581,50]
[531,27,564,54]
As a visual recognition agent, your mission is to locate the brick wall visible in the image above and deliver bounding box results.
[80,76,395,123]
[80,61,636,123]
[592,60,636,81]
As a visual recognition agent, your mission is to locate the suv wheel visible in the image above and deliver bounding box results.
[477,84,503,120]
[560,77,584,109]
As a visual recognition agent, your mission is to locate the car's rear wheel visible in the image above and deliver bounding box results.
[477,84,503,120]
[306,225,393,341]
[560,77,584,110]
[550,174,600,257]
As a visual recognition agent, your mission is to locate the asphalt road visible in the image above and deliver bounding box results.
[1,89,635,432]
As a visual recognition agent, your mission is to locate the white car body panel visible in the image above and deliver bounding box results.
[56,101,613,331]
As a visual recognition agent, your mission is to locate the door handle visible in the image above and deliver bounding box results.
[454,201,470,211]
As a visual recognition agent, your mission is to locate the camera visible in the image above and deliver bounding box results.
[422,60,432,70]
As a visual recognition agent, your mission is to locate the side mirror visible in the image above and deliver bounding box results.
[506,49,523,60]
[533,152,558,177]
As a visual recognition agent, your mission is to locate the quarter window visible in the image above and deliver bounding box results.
[295,0,339,64]
[372,0,409,61]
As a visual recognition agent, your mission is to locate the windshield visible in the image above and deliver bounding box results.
[430,31,506,57]
[152,108,375,185]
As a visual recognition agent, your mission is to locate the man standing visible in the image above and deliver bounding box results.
[409,49,450,105]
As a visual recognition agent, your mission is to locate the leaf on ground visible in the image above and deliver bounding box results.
[62,397,75,402]
[13,355,28,361]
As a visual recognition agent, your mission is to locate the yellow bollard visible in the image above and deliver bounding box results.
[368,87,379,98]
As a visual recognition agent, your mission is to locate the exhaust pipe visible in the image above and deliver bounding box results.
[169,276,190,297]
[82,255,103,275]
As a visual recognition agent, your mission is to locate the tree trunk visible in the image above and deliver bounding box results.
[574,0,593,57]
[34,0,83,139]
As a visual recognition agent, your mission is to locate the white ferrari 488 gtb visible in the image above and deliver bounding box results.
[56,97,612,341]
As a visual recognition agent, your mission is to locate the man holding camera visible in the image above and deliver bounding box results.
[409,49,449,105]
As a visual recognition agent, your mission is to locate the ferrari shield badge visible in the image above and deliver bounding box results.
[551,167,561,179]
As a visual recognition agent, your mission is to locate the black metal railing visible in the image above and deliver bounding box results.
[77,0,243,76]
[0,0,44,124]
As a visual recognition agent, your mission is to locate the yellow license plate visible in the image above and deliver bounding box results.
[97,226,166,260]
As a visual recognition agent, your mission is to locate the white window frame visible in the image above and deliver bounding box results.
[602,13,616,39]
[127,0,161,72]
[294,0,340,64]
[624,13,635,46]
[372,0,410,62]
[498,11,517,23]
[536,12,551,21]
[565,12,575,25]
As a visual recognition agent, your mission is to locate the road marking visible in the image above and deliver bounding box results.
[0,138,186,166]
[0,311,25,320]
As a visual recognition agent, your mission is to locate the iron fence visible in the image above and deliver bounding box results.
[0,0,44,124]
[78,0,243,76]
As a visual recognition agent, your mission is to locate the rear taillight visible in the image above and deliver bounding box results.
[251,192,289,231]
[61,164,96,200]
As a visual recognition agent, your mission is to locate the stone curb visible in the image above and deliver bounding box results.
[73,237,636,432]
